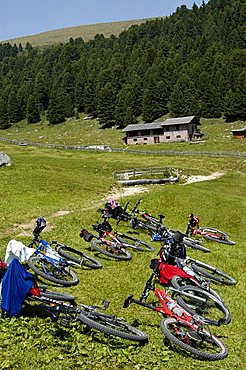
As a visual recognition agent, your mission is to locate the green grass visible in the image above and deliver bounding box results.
[0,121,245,369]
[2,18,159,47]
[1,116,246,154]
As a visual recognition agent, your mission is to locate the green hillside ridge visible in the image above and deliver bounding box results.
[2,18,161,47]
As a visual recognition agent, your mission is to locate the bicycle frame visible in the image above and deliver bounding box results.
[125,272,206,331]
[31,239,69,267]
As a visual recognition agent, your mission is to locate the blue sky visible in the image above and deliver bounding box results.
[0,0,209,42]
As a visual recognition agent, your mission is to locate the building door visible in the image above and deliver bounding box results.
[154,137,160,143]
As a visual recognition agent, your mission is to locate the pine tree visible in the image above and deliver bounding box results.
[7,90,22,123]
[26,95,41,123]
[46,90,65,125]
[34,71,49,111]
[224,72,246,121]
[114,84,136,128]
[0,97,10,129]
[168,74,199,117]
[142,74,160,122]
[97,82,115,127]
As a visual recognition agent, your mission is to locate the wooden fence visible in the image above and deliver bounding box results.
[1,137,246,158]
[112,166,179,186]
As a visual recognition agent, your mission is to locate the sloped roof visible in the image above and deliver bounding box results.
[122,116,199,132]
[161,116,196,126]
[122,122,163,132]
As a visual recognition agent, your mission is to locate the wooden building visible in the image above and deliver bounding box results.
[122,116,201,145]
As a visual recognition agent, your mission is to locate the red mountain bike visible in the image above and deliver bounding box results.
[123,269,228,360]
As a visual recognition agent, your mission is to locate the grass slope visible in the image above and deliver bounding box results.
[2,18,160,47]
[1,116,246,153]
[0,121,245,369]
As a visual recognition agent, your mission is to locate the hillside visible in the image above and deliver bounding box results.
[2,18,160,47]
[0,0,244,130]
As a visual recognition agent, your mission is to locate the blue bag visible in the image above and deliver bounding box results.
[1,258,35,317]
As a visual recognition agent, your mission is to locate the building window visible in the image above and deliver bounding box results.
[129,131,138,137]
[133,138,137,142]
[144,137,148,140]
[166,136,170,139]
[141,130,150,136]
[153,128,164,135]
[176,135,181,138]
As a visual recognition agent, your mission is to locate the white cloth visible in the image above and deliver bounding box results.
[5,240,36,265]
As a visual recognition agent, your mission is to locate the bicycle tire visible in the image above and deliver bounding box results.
[91,240,132,260]
[77,310,148,342]
[171,275,223,302]
[39,289,76,302]
[160,318,228,360]
[183,237,210,253]
[116,235,155,252]
[130,218,158,233]
[57,245,102,269]
[200,227,236,245]
[28,256,79,286]
[191,260,237,285]
[174,285,231,326]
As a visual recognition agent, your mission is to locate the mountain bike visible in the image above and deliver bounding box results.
[27,217,102,286]
[116,199,163,233]
[149,254,231,326]
[113,230,155,252]
[186,222,236,246]
[123,270,228,360]
[118,201,210,253]
[150,226,211,253]
[80,221,132,261]
[26,289,148,343]
[158,232,237,286]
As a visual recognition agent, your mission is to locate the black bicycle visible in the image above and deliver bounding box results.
[26,289,148,343]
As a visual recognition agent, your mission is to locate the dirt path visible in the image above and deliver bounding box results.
[10,172,224,236]
[182,172,224,185]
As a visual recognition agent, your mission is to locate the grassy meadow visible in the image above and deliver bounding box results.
[2,18,157,47]
[0,120,245,369]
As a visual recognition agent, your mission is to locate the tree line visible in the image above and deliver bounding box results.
[0,0,245,130]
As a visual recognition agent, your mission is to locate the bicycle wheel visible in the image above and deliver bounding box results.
[116,235,155,252]
[171,275,223,302]
[191,260,237,285]
[183,237,210,253]
[39,288,76,302]
[91,240,132,260]
[77,309,148,342]
[200,227,236,245]
[28,256,79,286]
[175,285,231,326]
[130,218,158,233]
[160,318,228,360]
[57,245,102,269]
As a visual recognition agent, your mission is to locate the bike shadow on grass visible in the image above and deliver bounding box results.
[19,303,146,348]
